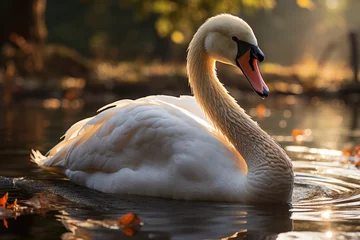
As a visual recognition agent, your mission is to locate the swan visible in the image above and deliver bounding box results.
[31,14,294,203]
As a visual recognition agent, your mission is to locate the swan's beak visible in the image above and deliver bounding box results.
[237,49,269,98]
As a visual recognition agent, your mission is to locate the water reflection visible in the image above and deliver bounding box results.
[55,200,292,240]
[2,177,293,239]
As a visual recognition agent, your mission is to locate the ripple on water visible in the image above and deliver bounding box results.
[289,145,360,229]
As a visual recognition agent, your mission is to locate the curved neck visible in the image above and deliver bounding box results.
[187,40,266,170]
[186,27,293,202]
[187,40,294,202]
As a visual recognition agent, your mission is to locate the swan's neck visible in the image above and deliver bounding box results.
[187,37,293,202]
[187,43,263,170]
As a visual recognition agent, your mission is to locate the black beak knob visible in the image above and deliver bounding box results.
[252,47,265,62]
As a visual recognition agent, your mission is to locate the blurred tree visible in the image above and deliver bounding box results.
[128,0,275,44]
[296,0,315,10]
[1,0,277,64]
[0,0,47,73]
[112,0,276,60]
[349,32,359,83]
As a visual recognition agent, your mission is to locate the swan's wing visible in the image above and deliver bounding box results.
[98,95,210,124]
[32,97,247,195]
[59,101,217,172]
[43,95,209,164]
[60,117,94,141]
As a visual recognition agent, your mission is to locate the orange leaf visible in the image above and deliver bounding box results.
[7,199,18,210]
[353,145,360,157]
[342,148,352,156]
[256,104,266,119]
[292,129,304,143]
[118,213,141,226]
[292,129,304,137]
[0,192,8,208]
[355,161,360,169]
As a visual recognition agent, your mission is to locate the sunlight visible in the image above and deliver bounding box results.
[321,210,332,219]
[171,30,185,44]
[296,0,315,10]
[43,98,61,109]
[325,0,340,10]
[279,120,287,128]
[283,110,292,118]
[325,231,333,238]
[308,148,342,156]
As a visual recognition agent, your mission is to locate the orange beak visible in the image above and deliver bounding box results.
[237,49,269,98]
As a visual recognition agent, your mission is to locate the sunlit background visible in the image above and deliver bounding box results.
[1,0,360,103]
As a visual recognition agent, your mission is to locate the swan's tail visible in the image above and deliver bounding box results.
[30,114,95,175]
[30,149,65,175]
[30,149,48,165]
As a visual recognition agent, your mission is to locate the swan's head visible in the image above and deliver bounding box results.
[190,14,269,98]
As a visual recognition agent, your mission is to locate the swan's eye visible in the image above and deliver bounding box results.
[232,36,265,63]
[232,36,252,58]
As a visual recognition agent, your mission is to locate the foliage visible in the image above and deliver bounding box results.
[126,0,276,44]
[296,0,315,10]
[44,0,275,60]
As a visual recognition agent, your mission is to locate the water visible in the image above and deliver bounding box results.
[0,95,360,240]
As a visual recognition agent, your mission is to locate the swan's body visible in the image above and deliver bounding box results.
[32,14,294,203]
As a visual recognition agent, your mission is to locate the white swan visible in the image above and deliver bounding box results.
[31,14,294,203]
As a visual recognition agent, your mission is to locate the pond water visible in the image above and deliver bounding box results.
[0,94,360,240]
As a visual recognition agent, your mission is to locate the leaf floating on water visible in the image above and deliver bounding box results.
[87,213,143,236]
[118,213,143,236]
[118,213,142,236]
[356,162,360,169]
[0,192,62,229]
[0,192,8,208]
[342,148,352,157]
[353,145,360,157]
[7,199,19,211]
[118,213,142,226]
[250,104,271,119]
[256,104,266,119]
[341,144,360,167]
[292,129,304,143]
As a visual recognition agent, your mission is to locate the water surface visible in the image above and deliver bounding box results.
[0,95,360,240]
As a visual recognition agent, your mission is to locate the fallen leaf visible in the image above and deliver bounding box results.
[0,193,8,208]
[353,145,360,157]
[355,162,360,169]
[86,213,142,236]
[118,213,142,236]
[292,129,304,143]
[342,148,352,156]
[256,104,266,119]
[118,213,141,226]
[7,199,19,211]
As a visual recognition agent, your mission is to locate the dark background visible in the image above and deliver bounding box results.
[0,0,359,105]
